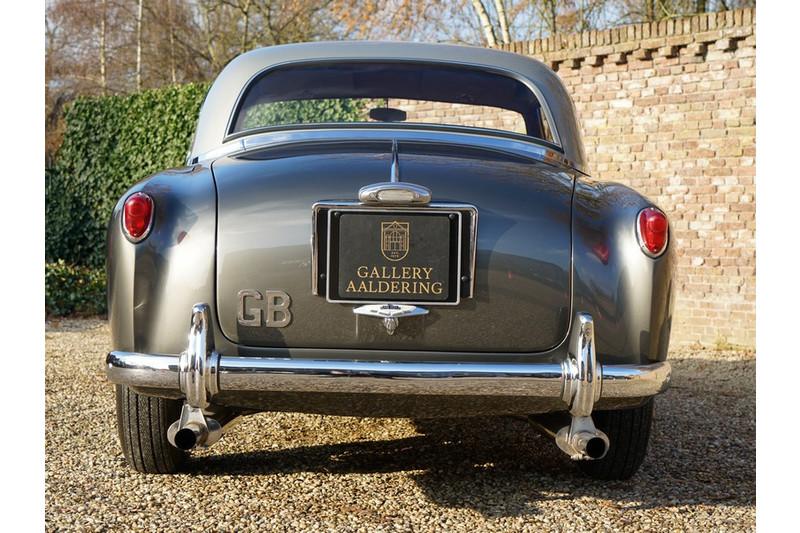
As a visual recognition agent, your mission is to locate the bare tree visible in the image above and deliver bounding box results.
[100,0,107,94]
[329,0,449,42]
[467,0,613,45]
[45,0,756,163]
[493,0,511,42]
[167,0,177,84]
[539,0,559,35]
[613,0,754,23]
[471,0,498,45]
[136,0,143,91]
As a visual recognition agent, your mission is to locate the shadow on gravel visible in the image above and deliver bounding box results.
[188,357,755,517]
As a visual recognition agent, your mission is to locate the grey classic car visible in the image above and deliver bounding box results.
[105,41,673,480]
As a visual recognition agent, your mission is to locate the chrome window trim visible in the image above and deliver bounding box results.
[312,201,478,303]
[194,127,579,171]
[222,58,563,148]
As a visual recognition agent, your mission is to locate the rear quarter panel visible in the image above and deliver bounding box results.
[572,177,676,364]
[107,165,219,355]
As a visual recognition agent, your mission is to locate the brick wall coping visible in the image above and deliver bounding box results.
[497,8,754,70]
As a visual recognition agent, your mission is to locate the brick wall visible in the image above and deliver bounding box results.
[388,101,528,134]
[402,9,757,347]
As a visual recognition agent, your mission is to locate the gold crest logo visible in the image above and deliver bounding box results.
[381,221,409,261]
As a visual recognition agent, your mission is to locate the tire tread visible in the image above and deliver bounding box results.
[115,385,186,474]
[578,399,654,480]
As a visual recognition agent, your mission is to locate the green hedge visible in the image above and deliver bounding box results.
[45,87,374,270]
[240,98,370,130]
[45,84,372,316]
[46,83,210,269]
[45,261,107,317]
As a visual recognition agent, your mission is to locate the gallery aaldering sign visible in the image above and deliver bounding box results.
[327,210,462,304]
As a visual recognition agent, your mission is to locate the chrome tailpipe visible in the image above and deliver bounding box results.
[167,304,224,451]
[555,416,609,460]
[530,313,610,461]
[167,404,222,450]
[528,413,610,461]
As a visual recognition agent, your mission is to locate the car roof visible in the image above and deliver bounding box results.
[189,41,585,171]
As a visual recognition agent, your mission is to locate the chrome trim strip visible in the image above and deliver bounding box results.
[310,204,321,296]
[195,127,576,170]
[311,202,478,301]
[602,362,672,398]
[106,351,670,399]
[198,138,245,162]
[390,139,400,183]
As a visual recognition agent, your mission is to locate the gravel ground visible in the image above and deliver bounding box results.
[45,319,755,532]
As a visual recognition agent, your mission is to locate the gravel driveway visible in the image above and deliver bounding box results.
[45,319,755,531]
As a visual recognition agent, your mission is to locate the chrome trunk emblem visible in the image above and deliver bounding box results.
[353,303,429,335]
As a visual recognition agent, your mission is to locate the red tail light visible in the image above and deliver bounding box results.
[637,207,668,257]
[122,192,154,242]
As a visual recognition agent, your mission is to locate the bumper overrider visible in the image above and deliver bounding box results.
[106,304,671,459]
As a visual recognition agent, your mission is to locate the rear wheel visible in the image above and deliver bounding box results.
[578,399,654,480]
[115,384,187,474]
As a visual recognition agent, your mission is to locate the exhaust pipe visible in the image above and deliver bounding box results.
[555,416,609,460]
[172,423,205,451]
[528,413,609,461]
[167,404,222,450]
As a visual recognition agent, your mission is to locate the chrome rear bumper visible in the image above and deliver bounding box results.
[107,352,670,398]
[106,304,671,409]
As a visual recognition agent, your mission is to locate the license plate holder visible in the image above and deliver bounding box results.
[326,208,462,305]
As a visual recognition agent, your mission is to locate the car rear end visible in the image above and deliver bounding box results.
[104,43,673,477]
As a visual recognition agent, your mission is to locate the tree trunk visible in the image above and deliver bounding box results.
[546,0,558,36]
[470,0,497,47]
[136,0,143,91]
[168,0,176,84]
[645,0,656,22]
[241,0,252,53]
[100,0,107,94]
[492,0,511,44]
[199,2,218,73]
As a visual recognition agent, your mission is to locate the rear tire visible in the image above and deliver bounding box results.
[115,384,187,474]
[578,399,654,480]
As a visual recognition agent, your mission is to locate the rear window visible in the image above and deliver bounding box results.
[230,63,554,143]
